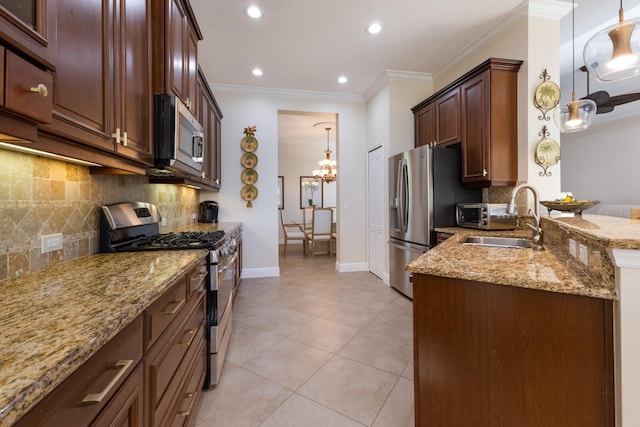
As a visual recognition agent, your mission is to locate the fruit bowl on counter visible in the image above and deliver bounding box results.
[540,200,600,215]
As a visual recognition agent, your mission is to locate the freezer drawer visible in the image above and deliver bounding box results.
[388,239,428,299]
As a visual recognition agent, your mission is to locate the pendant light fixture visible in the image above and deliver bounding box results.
[583,0,640,81]
[554,0,597,133]
[312,126,337,183]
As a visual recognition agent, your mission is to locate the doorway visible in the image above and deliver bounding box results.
[277,110,338,258]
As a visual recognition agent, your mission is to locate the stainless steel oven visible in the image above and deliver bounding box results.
[98,202,235,389]
[208,244,237,387]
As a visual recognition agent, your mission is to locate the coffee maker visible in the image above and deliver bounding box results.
[198,200,219,223]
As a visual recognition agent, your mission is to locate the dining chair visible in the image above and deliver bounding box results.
[302,207,314,234]
[279,209,307,255]
[305,208,333,256]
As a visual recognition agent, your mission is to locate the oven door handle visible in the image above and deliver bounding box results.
[217,251,238,273]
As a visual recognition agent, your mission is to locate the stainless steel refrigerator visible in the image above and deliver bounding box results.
[388,144,481,298]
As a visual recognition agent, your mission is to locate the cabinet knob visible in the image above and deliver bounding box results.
[215,179,220,185]
[482,169,488,177]
[111,128,121,144]
[29,83,48,97]
[122,131,128,147]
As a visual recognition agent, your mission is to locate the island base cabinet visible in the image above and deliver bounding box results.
[413,274,615,427]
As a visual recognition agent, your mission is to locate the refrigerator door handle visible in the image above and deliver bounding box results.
[401,161,409,233]
[395,159,405,233]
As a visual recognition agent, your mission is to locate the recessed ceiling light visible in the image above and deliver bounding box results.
[246,6,262,19]
[252,68,263,76]
[366,22,382,35]
[337,76,348,84]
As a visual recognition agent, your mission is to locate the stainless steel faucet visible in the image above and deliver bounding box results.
[505,184,544,251]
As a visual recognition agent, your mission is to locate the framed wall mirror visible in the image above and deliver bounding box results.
[300,176,323,208]
[277,176,284,209]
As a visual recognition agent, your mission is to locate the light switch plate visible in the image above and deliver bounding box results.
[41,233,63,254]
[568,239,577,257]
[578,243,589,266]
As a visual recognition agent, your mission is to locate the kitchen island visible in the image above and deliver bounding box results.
[407,214,640,427]
[0,249,208,426]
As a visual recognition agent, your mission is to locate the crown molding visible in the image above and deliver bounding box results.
[210,83,365,104]
[364,69,432,101]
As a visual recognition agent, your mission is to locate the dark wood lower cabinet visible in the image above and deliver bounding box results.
[413,274,615,427]
[15,256,208,427]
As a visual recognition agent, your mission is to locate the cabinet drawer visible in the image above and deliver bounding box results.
[90,363,144,427]
[168,338,207,427]
[187,257,208,298]
[15,316,143,427]
[4,49,53,123]
[145,279,188,350]
[146,292,206,426]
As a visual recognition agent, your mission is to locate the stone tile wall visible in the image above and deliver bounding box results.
[0,149,198,281]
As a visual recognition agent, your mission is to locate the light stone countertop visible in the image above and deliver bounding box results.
[0,249,209,426]
[406,217,622,300]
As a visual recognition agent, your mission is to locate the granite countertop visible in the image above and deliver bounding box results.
[0,250,208,426]
[170,221,242,235]
[407,216,624,300]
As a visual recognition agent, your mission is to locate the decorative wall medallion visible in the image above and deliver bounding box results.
[241,168,258,184]
[533,69,560,121]
[241,184,258,207]
[241,126,258,207]
[534,125,560,177]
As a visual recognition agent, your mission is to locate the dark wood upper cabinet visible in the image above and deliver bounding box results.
[413,89,461,148]
[41,0,153,167]
[154,0,202,112]
[461,61,520,187]
[196,66,222,190]
[413,58,522,187]
[0,0,56,67]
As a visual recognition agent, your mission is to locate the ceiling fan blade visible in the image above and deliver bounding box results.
[581,90,610,106]
[605,93,640,106]
[596,105,615,114]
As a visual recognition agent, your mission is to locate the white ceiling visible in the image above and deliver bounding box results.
[190,0,640,141]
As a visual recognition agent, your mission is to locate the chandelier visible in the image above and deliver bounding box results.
[312,126,337,183]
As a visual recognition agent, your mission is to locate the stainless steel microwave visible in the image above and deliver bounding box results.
[153,94,204,177]
[456,203,517,230]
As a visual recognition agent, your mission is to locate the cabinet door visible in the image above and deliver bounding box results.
[460,71,490,183]
[185,26,198,112]
[196,67,221,189]
[435,88,460,146]
[414,103,435,147]
[168,0,187,103]
[90,364,144,427]
[0,0,56,66]
[49,0,113,152]
[116,0,153,165]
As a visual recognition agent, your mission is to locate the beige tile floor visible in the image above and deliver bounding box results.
[194,244,415,427]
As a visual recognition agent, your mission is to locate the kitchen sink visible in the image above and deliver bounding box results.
[462,236,532,249]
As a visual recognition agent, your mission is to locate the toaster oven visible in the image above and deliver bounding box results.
[456,203,517,230]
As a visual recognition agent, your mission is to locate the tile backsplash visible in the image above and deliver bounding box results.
[0,149,198,281]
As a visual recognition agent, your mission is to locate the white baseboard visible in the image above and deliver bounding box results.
[335,262,369,272]
[240,267,280,279]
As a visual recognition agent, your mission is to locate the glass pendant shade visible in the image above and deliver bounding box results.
[553,95,597,132]
[583,13,640,81]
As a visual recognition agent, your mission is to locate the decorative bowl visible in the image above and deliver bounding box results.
[540,200,600,215]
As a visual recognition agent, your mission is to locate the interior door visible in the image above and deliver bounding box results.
[368,146,384,279]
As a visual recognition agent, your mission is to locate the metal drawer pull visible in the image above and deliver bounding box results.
[82,359,133,405]
[177,393,195,417]
[180,329,196,346]
[29,83,48,97]
[111,128,121,145]
[161,299,185,315]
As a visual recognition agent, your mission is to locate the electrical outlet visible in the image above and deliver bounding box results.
[578,243,589,266]
[41,233,63,254]
[568,239,577,257]
[161,218,167,226]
